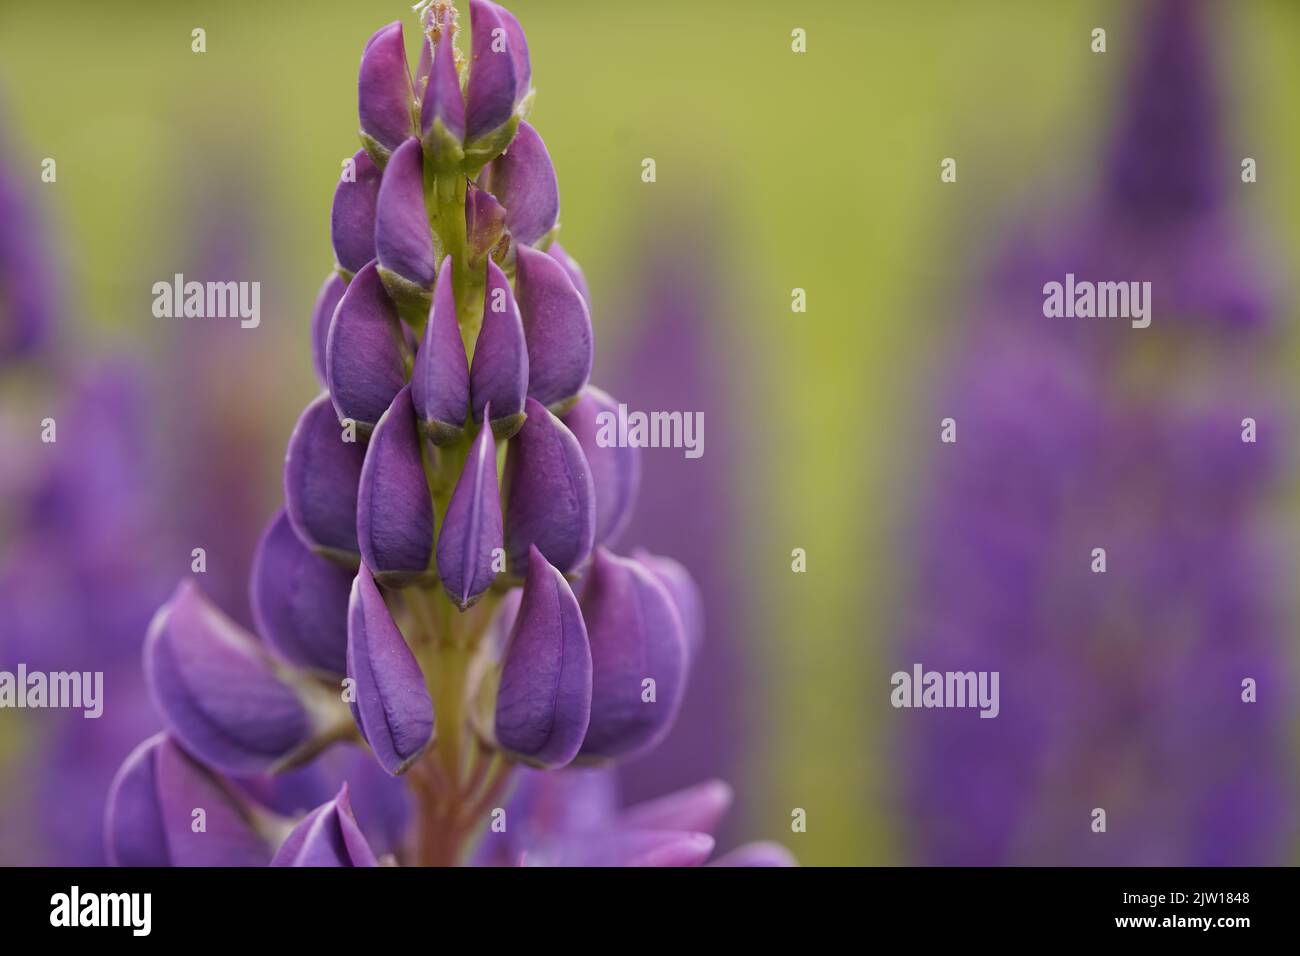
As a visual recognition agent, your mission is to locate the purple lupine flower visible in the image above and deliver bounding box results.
[143,581,319,776]
[436,407,503,608]
[250,509,352,676]
[357,23,417,164]
[270,784,379,867]
[470,258,528,435]
[105,735,273,867]
[579,549,689,761]
[346,565,436,775]
[503,396,596,574]
[330,150,382,278]
[493,545,592,767]
[411,261,471,443]
[514,244,593,410]
[356,385,436,584]
[900,0,1292,865]
[284,393,367,561]
[107,0,786,869]
[471,768,794,868]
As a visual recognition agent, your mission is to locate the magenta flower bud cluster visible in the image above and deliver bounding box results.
[105,0,709,868]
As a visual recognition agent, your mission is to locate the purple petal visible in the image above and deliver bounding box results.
[106,734,270,867]
[330,149,382,275]
[631,550,704,661]
[419,11,466,149]
[154,736,272,866]
[481,122,557,246]
[103,735,170,866]
[503,397,596,574]
[250,509,352,675]
[494,545,592,767]
[358,22,416,156]
[466,0,520,142]
[270,783,379,867]
[578,549,688,761]
[562,386,640,546]
[470,258,528,433]
[524,829,713,867]
[284,393,367,561]
[436,415,503,608]
[310,272,346,385]
[346,565,436,775]
[619,779,732,834]
[708,841,798,867]
[515,244,593,410]
[144,581,313,776]
[375,138,437,290]
[466,182,507,262]
[546,241,591,309]
[493,2,531,95]
[357,385,435,585]
[326,261,408,431]
[411,261,470,443]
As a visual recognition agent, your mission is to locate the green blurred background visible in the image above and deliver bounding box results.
[2,0,1298,865]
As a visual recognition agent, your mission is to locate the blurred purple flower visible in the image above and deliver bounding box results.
[901,0,1292,865]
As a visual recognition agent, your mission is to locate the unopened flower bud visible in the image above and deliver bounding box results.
[411,260,470,444]
[357,385,436,586]
[250,509,352,675]
[503,397,595,575]
[419,7,465,169]
[358,22,418,164]
[478,121,557,247]
[105,734,272,867]
[437,411,503,609]
[494,545,592,767]
[515,244,593,411]
[144,581,316,776]
[470,258,528,436]
[578,549,688,761]
[270,783,379,867]
[347,565,436,775]
[284,393,367,562]
[330,149,382,277]
[375,138,438,318]
[326,261,409,432]
[464,0,532,165]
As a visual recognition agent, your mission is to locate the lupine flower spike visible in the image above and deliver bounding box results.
[108,0,787,868]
